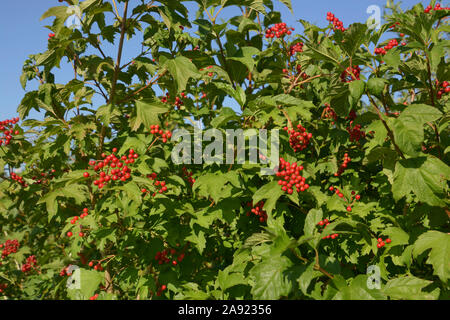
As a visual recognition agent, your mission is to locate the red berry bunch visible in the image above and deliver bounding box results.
[436,80,450,99]
[322,103,337,124]
[161,92,185,109]
[326,12,345,31]
[374,39,399,56]
[10,172,28,187]
[334,153,351,176]
[199,65,215,77]
[328,187,361,212]
[376,237,392,248]
[284,124,312,152]
[265,23,294,39]
[150,124,172,143]
[346,121,366,142]
[86,149,138,189]
[276,158,309,194]
[70,208,89,225]
[317,219,339,239]
[1,239,20,258]
[48,33,55,39]
[155,247,185,266]
[245,201,268,223]
[32,169,56,185]
[289,42,304,56]
[142,172,169,195]
[156,284,167,296]
[88,260,104,271]
[388,21,401,29]
[0,117,20,146]
[182,167,196,186]
[424,3,449,13]
[340,65,360,83]
[329,186,345,199]
[21,255,38,273]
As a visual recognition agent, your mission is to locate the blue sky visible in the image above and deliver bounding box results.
[0,0,430,121]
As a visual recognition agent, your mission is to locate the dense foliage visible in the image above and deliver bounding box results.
[0,0,449,300]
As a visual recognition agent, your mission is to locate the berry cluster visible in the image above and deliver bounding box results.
[21,255,38,273]
[245,201,268,223]
[48,33,55,40]
[317,219,339,240]
[10,172,27,187]
[340,65,361,83]
[1,239,20,258]
[155,247,185,266]
[436,80,450,99]
[200,65,215,77]
[150,124,172,143]
[182,167,195,186]
[334,153,351,177]
[0,117,20,146]
[388,21,401,29]
[88,260,105,271]
[31,169,56,185]
[374,39,399,56]
[85,149,138,189]
[376,237,392,248]
[326,12,345,31]
[284,124,312,152]
[424,3,449,13]
[328,187,361,212]
[289,42,304,56]
[265,23,294,38]
[161,92,185,110]
[276,158,309,194]
[346,121,366,142]
[142,172,168,196]
[67,208,89,238]
[323,104,337,124]
[70,208,89,225]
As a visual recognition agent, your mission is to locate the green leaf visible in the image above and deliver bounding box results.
[249,256,292,299]
[228,47,260,72]
[165,56,200,92]
[333,275,386,300]
[367,78,386,96]
[348,80,365,107]
[252,181,284,215]
[412,231,450,283]
[383,275,438,300]
[67,268,104,300]
[304,208,323,237]
[133,99,169,130]
[392,156,450,207]
[185,230,206,254]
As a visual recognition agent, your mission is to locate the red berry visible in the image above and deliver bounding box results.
[83,172,90,178]
[67,232,73,237]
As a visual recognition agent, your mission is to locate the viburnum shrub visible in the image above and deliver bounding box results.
[0,0,449,301]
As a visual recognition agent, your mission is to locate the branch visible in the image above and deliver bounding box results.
[367,93,406,160]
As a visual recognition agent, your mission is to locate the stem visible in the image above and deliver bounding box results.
[424,51,436,107]
[99,1,128,156]
[367,93,406,160]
